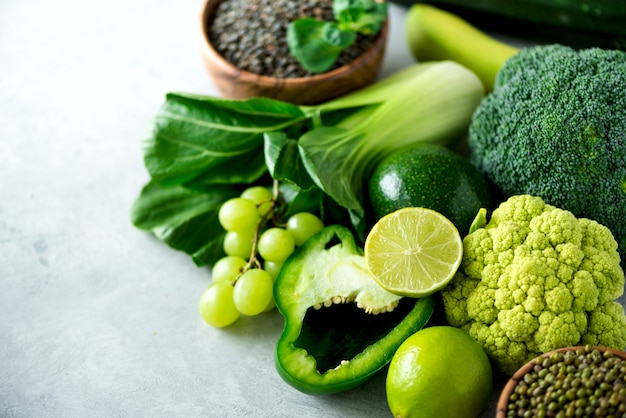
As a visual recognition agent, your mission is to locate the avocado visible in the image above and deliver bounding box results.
[367,144,490,235]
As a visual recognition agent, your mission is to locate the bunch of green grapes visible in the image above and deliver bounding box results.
[199,185,325,328]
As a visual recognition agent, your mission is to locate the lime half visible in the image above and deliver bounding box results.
[364,207,462,297]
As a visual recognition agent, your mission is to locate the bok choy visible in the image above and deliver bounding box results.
[298,61,484,211]
[130,61,484,265]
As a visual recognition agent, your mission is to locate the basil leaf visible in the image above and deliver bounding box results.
[130,181,239,266]
[334,0,387,34]
[333,0,366,24]
[287,19,354,74]
[143,93,305,186]
[322,22,356,48]
[264,132,316,191]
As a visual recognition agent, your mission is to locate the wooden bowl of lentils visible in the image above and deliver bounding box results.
[496,345,626,417]
[199,0,388,105]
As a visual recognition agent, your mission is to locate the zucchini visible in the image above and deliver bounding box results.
[405,4,519,91]
[394,0,626,50]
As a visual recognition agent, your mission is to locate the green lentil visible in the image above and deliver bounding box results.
[507,346,626,417]
[207,0,377,78]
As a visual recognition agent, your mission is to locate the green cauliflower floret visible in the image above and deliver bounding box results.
[441,195,626,375]
[468,44,626,266]
[583,301,626,349]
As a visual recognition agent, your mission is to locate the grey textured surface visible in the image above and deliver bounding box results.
[1,1,623,417]
[0,1,412,416]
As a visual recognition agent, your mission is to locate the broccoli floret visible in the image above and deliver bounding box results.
[469,45,626,265]
[441,195,626,375]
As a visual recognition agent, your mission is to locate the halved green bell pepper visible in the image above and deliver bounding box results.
[273,225,435,395]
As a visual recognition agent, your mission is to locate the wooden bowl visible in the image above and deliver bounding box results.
[496,346,626,417]
[198,0,388,105]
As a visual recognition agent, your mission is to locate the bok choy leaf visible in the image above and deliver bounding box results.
[298,60,484,211]
[131,61,484,265]
[264,132,316,192]
[143,93,307,186]
[130,181,239,266]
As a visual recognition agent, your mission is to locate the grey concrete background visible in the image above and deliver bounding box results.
[1,1,622,417]
[0,1,414,416]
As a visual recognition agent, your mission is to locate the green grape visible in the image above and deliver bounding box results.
[263,260,283,280]
[286,212,325,246]
[218,197,260,232]
[233,269,273,316]
[263,297,276,313]
[199,282,240,327]
[223,230,255,259]
[212,256,247,283]
[241,186,274,217]
[258,227,295,263]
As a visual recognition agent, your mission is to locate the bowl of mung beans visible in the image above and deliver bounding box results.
[496,345,626,418]
[198,0,388,105]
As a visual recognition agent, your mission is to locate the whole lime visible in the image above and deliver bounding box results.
[367,144,490,235]
[386,326,493,418]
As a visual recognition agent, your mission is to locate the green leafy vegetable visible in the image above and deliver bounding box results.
[130,181,239,266]
[287,19,356,74]
[333,0,387,34]
[143,93,307,186]
[131,61,484,265]
[287,0,388,74]
[299,61,485,211]
[264,132,316,191]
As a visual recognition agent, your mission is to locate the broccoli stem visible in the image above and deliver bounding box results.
[406,4,519,91]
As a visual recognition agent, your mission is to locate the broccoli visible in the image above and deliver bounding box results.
[468,44,626,266]
[441,195,626,375]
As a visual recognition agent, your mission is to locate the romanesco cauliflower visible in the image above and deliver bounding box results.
[441,195,626,375]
